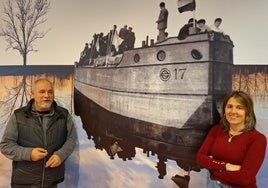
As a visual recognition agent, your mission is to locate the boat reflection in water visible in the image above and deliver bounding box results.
[75,89,201,187]
[74,31,234,187]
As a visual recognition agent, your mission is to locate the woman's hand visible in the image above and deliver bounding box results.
[226,163,241,171]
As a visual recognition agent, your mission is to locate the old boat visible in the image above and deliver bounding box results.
[74,31,234,175]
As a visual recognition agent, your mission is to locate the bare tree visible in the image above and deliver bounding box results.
[0,0,50,66]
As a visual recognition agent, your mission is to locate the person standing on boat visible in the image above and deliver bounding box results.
[119,25,128,42]
[98,32,107,56]
[210,18,225,35]
[119,25,128,53]
[197,19,211,33]
[197,91,266,188]
[126,27,135,50]
[79,43,90,65]
[156,2,168,42]
[0,78,77,188]
[177,18,197,40]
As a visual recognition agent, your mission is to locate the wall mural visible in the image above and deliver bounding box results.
[0,65,267,188]
[0,0,267,188]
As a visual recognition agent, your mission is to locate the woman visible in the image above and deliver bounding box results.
[197,91,266,188]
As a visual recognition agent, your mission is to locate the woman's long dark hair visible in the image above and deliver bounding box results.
[220,91,256,132]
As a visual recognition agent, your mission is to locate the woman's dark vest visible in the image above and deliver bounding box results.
[12,101,68,186]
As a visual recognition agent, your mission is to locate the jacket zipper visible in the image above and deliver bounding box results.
[40,116,48,188]
[41,157,46,188]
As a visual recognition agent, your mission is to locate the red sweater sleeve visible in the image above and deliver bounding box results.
[196,125,227,171]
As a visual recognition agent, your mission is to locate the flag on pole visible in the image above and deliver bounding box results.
[112,30,123,52]
[177,0,196,13]
[95,36,100,52]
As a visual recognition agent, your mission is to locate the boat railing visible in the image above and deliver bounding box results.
[75,31,232,68]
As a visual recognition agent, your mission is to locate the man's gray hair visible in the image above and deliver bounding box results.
[31,78,54,91]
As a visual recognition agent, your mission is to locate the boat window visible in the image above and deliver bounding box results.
[191,49,202,60]
[134,54,140,63]
[157,50,166,61]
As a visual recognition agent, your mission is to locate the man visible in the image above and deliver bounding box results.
[79,43,90,65]
[156,2,168,42]
[126,27,135,50]
[0,78,77,188]
[177,18,197,40]
[118,25,128,53]
[119,25,128,41]
[210,18,225,34]
[197,19,211,33]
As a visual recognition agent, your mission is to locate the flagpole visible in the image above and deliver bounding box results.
[193,10,196,27]
[106,32,112,66]
[89,39,94,64]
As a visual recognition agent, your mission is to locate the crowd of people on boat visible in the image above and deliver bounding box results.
[77,1,226,66]
[78,24,136,65]
[178,17,225,40]
[155,2,225,42]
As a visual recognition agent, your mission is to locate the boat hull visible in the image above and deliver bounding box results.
[75,61,232,129]
[74,32,233,161]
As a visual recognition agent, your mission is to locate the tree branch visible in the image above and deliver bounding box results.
[0,0,50,65]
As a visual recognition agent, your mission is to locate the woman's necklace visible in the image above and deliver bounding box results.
[228,129,243,142]
[228,133,235,142]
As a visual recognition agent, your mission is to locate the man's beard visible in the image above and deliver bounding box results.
[38,100,53,111]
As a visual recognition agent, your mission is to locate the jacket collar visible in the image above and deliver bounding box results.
[24,99,59,117]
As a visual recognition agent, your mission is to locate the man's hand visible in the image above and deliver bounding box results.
[45,154,62,168]
[31,148,48,161]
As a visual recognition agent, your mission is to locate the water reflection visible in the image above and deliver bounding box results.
[65,119,203,188]
[74,88,205,188]
[90,129,200,184]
